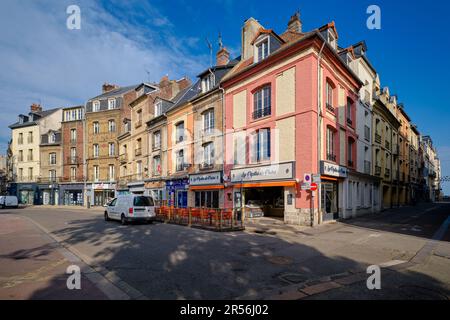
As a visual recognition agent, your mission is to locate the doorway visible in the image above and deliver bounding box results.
[321,182,338,221]
[176,190,187,208]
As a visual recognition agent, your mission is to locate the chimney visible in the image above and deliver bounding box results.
[216,47,230,66]
[159,75,170,86]
[287,11,302,33]
[30,103,42,113]
[242,18,263,60]
[102,83,119,93]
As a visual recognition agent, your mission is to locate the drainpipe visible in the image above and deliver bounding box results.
[317,41,326,226]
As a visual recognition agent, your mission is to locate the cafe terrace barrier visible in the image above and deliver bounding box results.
[155,206,245,232]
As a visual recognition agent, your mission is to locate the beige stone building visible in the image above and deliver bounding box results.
[117,77,190,196]
[8,104,62,204]
[39,129,62,205]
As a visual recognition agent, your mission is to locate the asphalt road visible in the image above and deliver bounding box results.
[0,202,449,300]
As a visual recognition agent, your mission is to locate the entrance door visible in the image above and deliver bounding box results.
[43,191,50,205]
[176,190,187,208]
[322,182,338,221]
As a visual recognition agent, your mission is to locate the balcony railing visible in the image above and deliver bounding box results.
[326,103,335,114]
[253,107,271,120]
[326,153,336,162]
[67,156,80,165]
[135,148,142,156]
[347,118,353,127]
[364,161,371,174]
[385,140,390,150]
[385,168,391,177]
[348,160,354,168]
[153,143,161,151]
[119,154,128,163]
[37,177,62,184]
[200,162,214,170]
[393,144,399,155]
[135,120,142,128]
[375,165,382,176]
[375,133,381,144]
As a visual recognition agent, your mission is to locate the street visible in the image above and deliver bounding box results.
[0,203,449,300]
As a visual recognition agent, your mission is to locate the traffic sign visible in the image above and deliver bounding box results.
[312,174,321,183]
[301,183,311,190]
[310,183,318,192]
[304,173,312,183]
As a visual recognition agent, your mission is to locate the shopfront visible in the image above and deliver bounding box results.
[40,183,59,205]
[14,183,38,205]
[128,182,145,195]
[165,178,189,208]
[59,184,84,206]
[189,171,224,209]
[230,162,296,219]
[145,179,165,205]
[86,183,116,207]
[320,161,347,221]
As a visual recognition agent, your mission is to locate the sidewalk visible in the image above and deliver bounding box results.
[25,205,105,212]
[0,214,108,299]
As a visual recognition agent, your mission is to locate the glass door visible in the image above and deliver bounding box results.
[321,182,338,221]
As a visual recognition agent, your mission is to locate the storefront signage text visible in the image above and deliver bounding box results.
[320,161,348,178]
[231,162,294,183]
[189,172,222,186]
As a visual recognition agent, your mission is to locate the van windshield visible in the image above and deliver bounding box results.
[133,196,154,207]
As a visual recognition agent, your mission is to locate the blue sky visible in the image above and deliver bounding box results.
[0,0,449,194]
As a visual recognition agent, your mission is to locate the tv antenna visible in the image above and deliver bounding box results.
[205,37,213,67]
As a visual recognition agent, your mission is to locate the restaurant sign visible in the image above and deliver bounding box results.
[231,162,294,183]
[189,171,222,186]
[320,161,348,178]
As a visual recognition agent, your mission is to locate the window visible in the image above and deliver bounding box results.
[108,99,116,110]
[28,132,33,143]
[18,133,23,145]
[256,38,269,62]
[18,150,23,162]
[49,132,56,143]
[19,168,23,180]
[136,109,142,127]
[348,139,354,167]
[153,156,161,175]
[70,129,77,142]
[108,143,115,157]
[326,81,334,112]
[194,191,219,208]
[253,86,271,119]
[201,74,215,93]
[203,142,214,167]
[326,128,336,162]
[154,101,163,117]
[28,167,33,180]
[71,167,77,181]
[176,150,184,171]
[176,122,185,143]
[203,109,215,135]
[108,120,116,132]
[70,148,77,163]
[93,122,100,134]
[347,98,354,126]
[28,149,33,161]
[109,165,115,181]
[135,138,142,156]
[252,128,270,163]
[136,161,142,176]
[49,153,57,165]
[134,196,154,207]
[153,131,161,150]
[93,165,99,182]
[78,108,83,120]
[93,101,100,112]
[49,170,56,182]
[93,144,99,158]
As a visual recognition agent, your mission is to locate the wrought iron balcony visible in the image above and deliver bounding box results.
[119,154,128,163]
[252,107,271,120]
[347,118,353,127]
[326,153,336,162]
[364,161,371,174]
[326,103,335,114]
[135,148,142,156]
[375,133,381,144]
[375,166,382,176]
[385,140,390,150]
[67,156,80,165]
[348,160,354,168]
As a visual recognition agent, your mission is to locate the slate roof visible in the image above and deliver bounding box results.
[88,84,140,101]
[9,108,61,129]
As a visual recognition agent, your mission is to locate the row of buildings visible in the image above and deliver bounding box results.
[4,12,442,225]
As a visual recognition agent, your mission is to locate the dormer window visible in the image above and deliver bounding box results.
[154,101,162,117]
[201,74,215,93]
[93,101,100,112]
[138,87,145,97]
[255,37,269,63]
[108,99,116,110]
[329,32,337,50]
[49,132,56,143]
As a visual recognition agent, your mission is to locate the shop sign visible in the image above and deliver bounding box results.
[189,172,222,186]
[94,183,114,190]
[231,162,294,183]
[320,161,348,178]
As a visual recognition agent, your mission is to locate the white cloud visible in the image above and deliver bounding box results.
[0,0,208,153]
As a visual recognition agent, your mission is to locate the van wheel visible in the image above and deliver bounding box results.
[121,214,127,225]
[104,212,110,222]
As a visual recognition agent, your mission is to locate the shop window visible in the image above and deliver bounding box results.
[195,191,219,208]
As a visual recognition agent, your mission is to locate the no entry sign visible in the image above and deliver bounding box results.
[310,183,318,192]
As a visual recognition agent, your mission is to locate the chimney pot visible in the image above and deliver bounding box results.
[102,83,119,93]
[30,103,42,113]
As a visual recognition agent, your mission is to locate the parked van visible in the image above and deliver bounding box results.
[104,195,156,225]
[0,196,19,209]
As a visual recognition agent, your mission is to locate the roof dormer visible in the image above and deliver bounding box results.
[319,22,339,50]
[251,28,284,64]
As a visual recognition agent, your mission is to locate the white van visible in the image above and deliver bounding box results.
[104,195,156,225]
[0,196,19,209]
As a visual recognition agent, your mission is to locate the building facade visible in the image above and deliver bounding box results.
[39,129,62,205]
[60,105,85,206]
[85,84,138,206]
